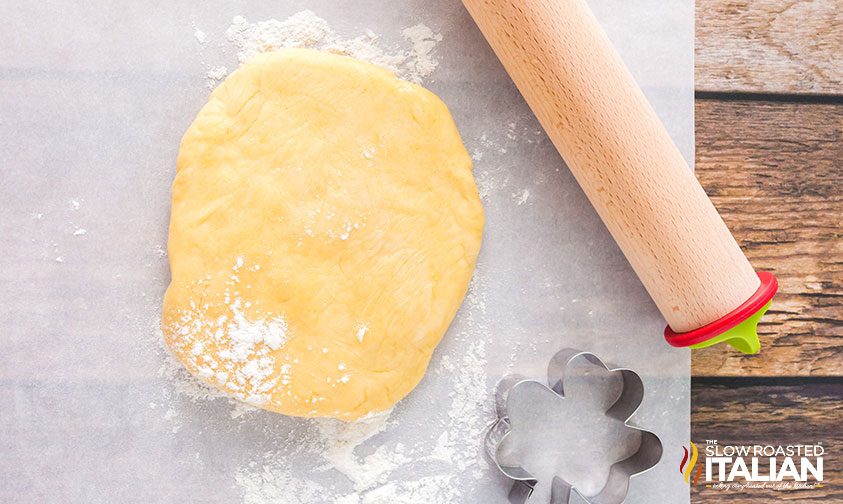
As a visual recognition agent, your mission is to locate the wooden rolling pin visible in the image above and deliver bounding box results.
[463,0,777,353]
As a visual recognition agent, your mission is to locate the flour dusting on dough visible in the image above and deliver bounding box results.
[356,323,368,343]
[166,258,289,407]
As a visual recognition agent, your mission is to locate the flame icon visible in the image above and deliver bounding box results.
[680,442,703,485]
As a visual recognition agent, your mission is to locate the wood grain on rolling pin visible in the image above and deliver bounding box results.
[463,0,759,332]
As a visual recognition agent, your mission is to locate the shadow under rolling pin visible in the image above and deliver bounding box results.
[462,0,778,353]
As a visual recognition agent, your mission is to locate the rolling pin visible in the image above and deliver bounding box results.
[462,0,778,353]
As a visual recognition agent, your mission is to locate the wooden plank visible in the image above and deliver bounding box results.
[696,0,843,95]
[692,98,843,376]
[691,380,843,503]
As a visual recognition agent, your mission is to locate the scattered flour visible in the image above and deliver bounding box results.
[472,122,548,201]
[434,339,490,473]
[360,475,460,504]
[313,411,407,493]
[227,273,494,504]
[221,11,441,83]
[193,27,207,45]
[236,462,327,504]
[513,188,530,206]
[400,24,443,79]
[206,65,228,82]
[157,335,228,403]
[230,351,491,503]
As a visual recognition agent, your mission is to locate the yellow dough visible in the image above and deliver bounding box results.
[162,49,483,420]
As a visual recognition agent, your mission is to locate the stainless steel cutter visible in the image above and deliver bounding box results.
[486,349,663,504]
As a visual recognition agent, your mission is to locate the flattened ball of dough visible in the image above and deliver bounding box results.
[162,49,483,420]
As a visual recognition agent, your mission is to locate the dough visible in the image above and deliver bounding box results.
[162,49,483,420]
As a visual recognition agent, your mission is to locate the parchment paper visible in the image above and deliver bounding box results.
[1,1,692,502]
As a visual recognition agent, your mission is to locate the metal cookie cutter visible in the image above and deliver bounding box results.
[485,349,663,504]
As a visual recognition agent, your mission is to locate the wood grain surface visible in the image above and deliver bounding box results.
[696,0,843,95]
[691,0,840,502]
[691,380,843,502]
[691,98,843,376]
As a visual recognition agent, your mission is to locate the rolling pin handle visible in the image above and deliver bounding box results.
[664,272,778,354]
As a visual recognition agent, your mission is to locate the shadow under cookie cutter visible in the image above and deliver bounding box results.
[485,348,663,504]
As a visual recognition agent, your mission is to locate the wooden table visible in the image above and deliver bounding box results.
[691,0,841,501]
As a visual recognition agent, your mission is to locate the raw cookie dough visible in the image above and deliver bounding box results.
[162,49,484,420]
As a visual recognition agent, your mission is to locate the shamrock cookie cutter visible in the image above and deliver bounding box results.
[485,349,663,504]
